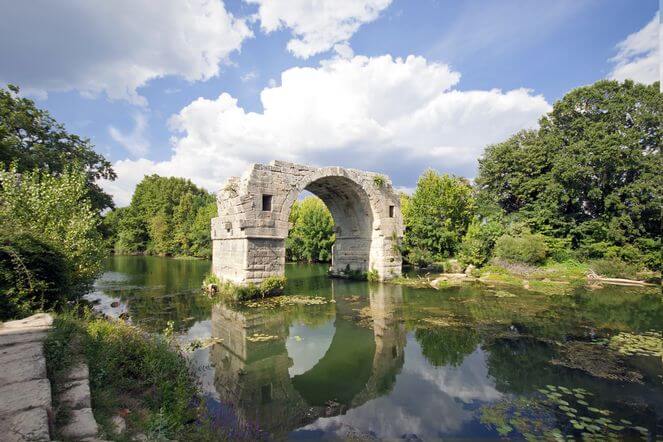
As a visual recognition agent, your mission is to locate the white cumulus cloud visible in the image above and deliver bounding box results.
[109,113,151,157]
[609,12,660,84]
[103,54,551,206]
[247,0,392,58]
[0,0,252,105]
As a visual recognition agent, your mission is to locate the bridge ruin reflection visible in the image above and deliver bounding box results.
[208,281,406,438]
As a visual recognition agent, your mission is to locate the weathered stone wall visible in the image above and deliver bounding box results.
[212,160,403,284]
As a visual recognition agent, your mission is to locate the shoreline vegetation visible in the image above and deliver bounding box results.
[202,273,288,300]
[391,259,659,295]
[45,307,241,441]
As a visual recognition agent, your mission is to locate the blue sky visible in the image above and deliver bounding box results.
[1,0,659,205]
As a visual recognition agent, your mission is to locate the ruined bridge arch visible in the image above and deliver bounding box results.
[211,160,403,284]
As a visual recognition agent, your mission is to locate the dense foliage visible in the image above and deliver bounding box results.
[476,80,661,269]
[402,170,475,264]
[286,196,335,262]
[457,219,504,267]
[0,166,105,319]
[108,175,216,258]
[0,85,116,212]
[0,232,69,320]
[494,232,549,265]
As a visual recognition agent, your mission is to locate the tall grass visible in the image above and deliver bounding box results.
[45,310,202,440]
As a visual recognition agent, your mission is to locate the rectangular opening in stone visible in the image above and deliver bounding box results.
[389,205,395,218]
[262,194,273,211]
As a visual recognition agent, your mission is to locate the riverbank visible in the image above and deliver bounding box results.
[44,310,217,441]
[392,260,660,295]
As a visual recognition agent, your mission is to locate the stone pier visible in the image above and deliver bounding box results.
[212,161,404,284]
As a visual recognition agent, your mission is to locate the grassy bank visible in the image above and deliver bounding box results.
[391,259,660,295]
[44,310,220,441]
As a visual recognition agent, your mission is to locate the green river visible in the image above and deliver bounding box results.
[87,256,663,440]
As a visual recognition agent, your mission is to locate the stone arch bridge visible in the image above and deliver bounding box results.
[212,161,403,284]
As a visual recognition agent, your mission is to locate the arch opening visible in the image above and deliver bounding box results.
[291,175,374,275]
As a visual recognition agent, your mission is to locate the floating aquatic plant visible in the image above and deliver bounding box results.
[244,295,334,308]
[608,331,662,358]
[537,384,650,439]
[481,385,652,441]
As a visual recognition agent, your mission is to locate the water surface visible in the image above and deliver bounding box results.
[87,256,663,440]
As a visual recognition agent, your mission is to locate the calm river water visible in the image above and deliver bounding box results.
[87,255,663,440]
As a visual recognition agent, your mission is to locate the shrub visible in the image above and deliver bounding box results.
[458,219,503,267]
[373,175,386,187]
[0,166,105,293]
[367,269,380,282]
[202,272,222,287]
[211,275,287,301]
[495,233,548,265]
[589,258,641,280]
[259,275,287,296]
[406,247,435,268]
[0,231,70,320]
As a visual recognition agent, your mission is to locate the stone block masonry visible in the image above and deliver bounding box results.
[212,161,403,284]
[0,314,54,442]
[0,315,103,441]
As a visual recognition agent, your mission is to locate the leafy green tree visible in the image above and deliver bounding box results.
[188,201,217,258]
[477,80,662,269]
[112,175,215,257]
[0,165,105,294]
[286,196,335,262]
[0,85,116,212]
[100,207,126,252]
[403,170,476,262]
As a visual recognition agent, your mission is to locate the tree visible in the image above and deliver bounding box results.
[112,175,215,257]
[187,201,217,258]
[100,207,126,252]
[403,170,476,262]
[477,80,662,268]
[0,165,105,295]
[0,85,116,212]
[286,196,335,262]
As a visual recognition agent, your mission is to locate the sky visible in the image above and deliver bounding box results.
[1,0,660,206]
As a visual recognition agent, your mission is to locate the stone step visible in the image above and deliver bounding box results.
[0,407,51,442]
[0,374,52,416]
[60,408,99,440]
[0,314,54,442]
